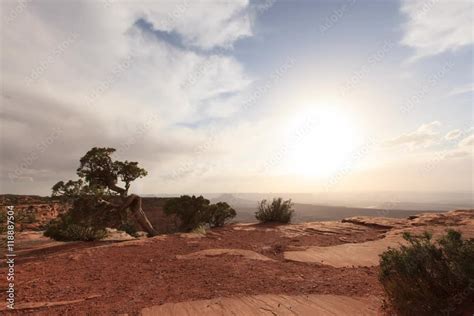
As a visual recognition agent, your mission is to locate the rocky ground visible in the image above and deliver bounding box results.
[1,210,473,315]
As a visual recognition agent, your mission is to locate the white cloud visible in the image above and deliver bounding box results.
[132,0,253,50]
[445,129,462,140]
[385,121,441,147]
[442,133,474,159]
[459,134,474,147]
[0,0,274,194]
[448,83,474,96]
[400,0,473,61]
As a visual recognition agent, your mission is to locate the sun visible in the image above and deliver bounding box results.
[282,104,362,178]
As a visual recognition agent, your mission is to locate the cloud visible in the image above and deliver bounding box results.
[442,133,474,159]
[459,134,474,147]
[438,128,474,159]
[0,0,274,194]
[448,83,474,96]
[443,150,471,159]
[445,129,462,140]
[400,0,473,61]
[385,121,441,148]
[134,0,253,50]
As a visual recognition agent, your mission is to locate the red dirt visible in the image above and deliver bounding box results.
[0,223,386,315]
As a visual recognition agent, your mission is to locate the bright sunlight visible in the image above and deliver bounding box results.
[284,104,362,177]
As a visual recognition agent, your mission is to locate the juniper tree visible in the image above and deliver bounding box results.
[51,147,158,237]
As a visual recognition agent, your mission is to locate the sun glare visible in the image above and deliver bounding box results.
[283,104,361,178]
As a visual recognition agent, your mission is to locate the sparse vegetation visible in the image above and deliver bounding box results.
[255,198,294,223]
[45,147,157,241]
[191,224,207,235]
[163,196,236,231]
[379,230,474,315]
[164,195,210,231]
[205,202,236,227]
[45,212,107,241]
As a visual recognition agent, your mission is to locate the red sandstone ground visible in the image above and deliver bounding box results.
[1,223,386,315]
[1,210,473,315]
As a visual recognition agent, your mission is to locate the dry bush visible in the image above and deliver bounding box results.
[255,198,294,224]
[379,230,474,315]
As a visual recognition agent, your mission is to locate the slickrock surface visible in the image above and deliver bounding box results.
[141,294,382,316]
[284,210,474,267]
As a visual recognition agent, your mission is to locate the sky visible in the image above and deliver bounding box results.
[0,0,473,196]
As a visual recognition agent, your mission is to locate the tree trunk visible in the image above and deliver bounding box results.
[107,181,127,197]
[118,194,158,236]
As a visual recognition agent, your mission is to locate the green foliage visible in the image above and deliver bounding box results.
[76,147,117,192]
[164,196,237,231]
[164,195,210,231]
[44,195,138,241]
[115,160,148,194]
[52,179,86,198]
[379,230,474,315]
[44,213,107,241]
[45,195,111,241]
[47,147,149,241]
[205,202,236,227]
[70,147,147,197]
[255,198,294,223]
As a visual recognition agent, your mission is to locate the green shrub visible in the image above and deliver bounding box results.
[379,230,474,315]
[205,202,236,227]
[164,195,210,231]
[44,196,112,241]
[164,196,237,231]
[44,213,107,241]
[255,198,294,223]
